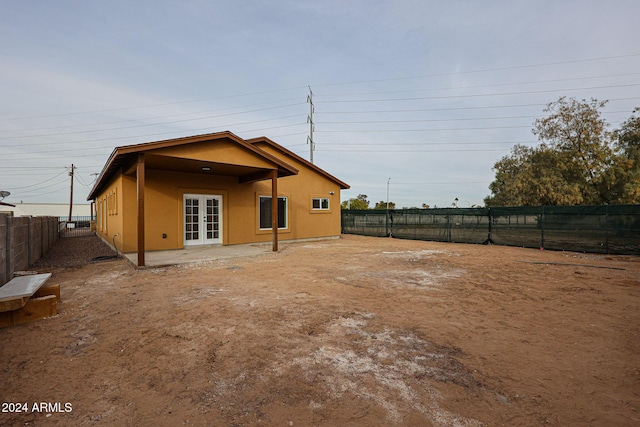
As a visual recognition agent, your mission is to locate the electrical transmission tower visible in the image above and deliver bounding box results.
[307,86,314,164]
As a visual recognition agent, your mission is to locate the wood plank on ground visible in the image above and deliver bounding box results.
[0,273,52,312]
[0,295,57,328]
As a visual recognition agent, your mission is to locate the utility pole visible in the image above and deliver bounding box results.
[68,164,76,222]
[386,177,391,237]
[307,86,315,164]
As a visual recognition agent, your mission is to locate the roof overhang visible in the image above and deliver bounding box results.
[246,136,350,190]
[87,131,298,200]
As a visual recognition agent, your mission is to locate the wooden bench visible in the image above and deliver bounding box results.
[0,273,60,328]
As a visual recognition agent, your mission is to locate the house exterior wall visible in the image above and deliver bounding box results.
[95,174,126,251]
[93,136,344,253]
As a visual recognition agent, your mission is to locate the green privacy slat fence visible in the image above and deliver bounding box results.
[341,205,640,255]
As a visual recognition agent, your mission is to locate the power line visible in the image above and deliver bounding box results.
[315,97,640,115]
[311,53,640,88]
[8,177,69,194]
[0,113,304,142]
[320,140,537,146]
[0,166,66,170]
[1,120,307,150]
[0,100,305,134]
[3,53,636,124]
[316,84,640,104]
[317,110,633,124]
[3,170,68,190]
[317,148,511,152]
[317,125,531,133]
[1,87,307,122]
[390,181,488,185]
[316,72,640,98]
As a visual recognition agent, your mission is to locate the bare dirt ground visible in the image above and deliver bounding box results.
[1,234,639,426]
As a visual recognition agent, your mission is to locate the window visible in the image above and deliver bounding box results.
[107,188,118,215]
[101,198,107,232]
[312,198,330,210]
[259,196,287,229]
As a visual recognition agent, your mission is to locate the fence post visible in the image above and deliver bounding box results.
[385,210,389,237]
[540,205,545,250]
[483,208,494,244]
[605,204,609,254]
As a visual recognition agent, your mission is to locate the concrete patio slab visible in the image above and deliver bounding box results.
[123,243,273,267]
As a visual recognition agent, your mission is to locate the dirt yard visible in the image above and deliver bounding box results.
[1,235,638,426]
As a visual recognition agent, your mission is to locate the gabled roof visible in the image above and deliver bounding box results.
[246,137,350,190]
[87,131,300,200]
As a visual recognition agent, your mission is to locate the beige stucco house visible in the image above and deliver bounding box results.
[87,131,349,266]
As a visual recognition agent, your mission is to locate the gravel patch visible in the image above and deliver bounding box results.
[32,235,118,269]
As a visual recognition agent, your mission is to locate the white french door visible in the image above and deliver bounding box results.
[184,194,222,246]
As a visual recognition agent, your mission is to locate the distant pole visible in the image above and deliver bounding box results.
[307,86,315,164]
[386,178,391,237]
[386,178,391,211]
[68,164,76,222]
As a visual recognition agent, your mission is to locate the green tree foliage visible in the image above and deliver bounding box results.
[373,201,396,210]
[341,194,370,210]
[610,108,640,203]
[485,97,640,206]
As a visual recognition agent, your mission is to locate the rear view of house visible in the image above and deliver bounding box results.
[87,131,349,266]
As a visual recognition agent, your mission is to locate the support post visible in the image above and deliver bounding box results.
[271,169,278,252]
[137,153,146,266]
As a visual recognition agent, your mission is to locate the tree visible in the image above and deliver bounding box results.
[373,201,396,210]
[485,144,584,206]
[341,194,370,210]
[485,97,635,206]
[610,108,640,203]
[531,97,613,204]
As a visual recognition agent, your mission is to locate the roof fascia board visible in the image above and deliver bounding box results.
[247,136,350,189]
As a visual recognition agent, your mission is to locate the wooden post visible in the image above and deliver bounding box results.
[137,153,146,266]
[271,169,278,252]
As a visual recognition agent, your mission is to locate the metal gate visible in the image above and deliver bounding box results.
[59,216,95,238]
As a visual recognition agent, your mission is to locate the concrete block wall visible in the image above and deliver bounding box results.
[0,214,59,286]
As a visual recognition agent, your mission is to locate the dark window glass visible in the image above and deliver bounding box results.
[259,196,287,229]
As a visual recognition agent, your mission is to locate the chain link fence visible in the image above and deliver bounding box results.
[342,205,640,255]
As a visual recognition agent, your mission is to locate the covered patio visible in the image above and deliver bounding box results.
[88,132,299,267]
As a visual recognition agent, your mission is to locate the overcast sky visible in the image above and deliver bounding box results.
[1,0,639,209]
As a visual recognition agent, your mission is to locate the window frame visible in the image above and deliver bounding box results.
[312,197,330,211]
[258,195,288,230]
